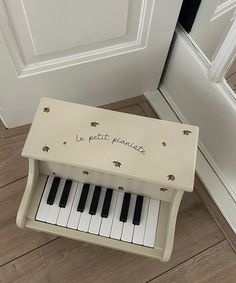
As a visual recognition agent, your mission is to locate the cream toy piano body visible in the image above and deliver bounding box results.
[17,97,199,262]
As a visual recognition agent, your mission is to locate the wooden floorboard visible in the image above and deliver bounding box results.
[0,192,224,283]
[226,59,236,93]
[149,240,236,283]
[226,59,236,79]
[0,178,56,266]
[195,176,236,252]
[116,104,146,116]
[139,101,160,118]
[0,119,30,138]
[100,95,146,111]
[0,95,235,282]
[0,133,28,188]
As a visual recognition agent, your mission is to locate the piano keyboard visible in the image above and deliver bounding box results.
[36,176,160,248]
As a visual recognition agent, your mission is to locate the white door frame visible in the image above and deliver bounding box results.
[145,21,236,233]
[209,18,236,83]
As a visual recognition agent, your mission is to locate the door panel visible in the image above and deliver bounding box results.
[18,0,129,54]
[0,0,183,127]
[1,0,151,75]
[4,0,131,56]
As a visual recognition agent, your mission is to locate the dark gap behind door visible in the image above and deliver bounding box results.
[178,0,202,33]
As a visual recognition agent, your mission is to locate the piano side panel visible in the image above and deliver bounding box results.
[161,190,184,262]
[26,174,48,221]
[154,201,169,252]
[16,158,39,228]
[39,161,174,202]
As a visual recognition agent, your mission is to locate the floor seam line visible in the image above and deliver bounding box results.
[145,238,226,283]
[0,237,59,268]
[0,175,28,190]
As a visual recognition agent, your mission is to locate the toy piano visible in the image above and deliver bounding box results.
[17,97,199,262]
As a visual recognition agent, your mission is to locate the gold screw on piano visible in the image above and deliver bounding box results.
[168,174,175,181]
[42,146,50,152]
[43,107,50,113]
[160,187,168,192]
[113,160,122,168]
[90,121,99,127]
[183,130,192,135]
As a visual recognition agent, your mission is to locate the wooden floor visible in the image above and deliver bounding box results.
[0,96,235,283]
[226,59,236,94]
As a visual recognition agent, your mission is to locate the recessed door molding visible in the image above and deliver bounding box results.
[0,0,156,77]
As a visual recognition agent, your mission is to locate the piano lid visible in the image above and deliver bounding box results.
[22,97,199,192]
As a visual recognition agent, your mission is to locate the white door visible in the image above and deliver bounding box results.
[0,0,182,127]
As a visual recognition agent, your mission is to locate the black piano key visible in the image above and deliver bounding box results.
[47,177,61,205]
[133,195,143,225]
[101,189,113,218]
[120,192,131,222]
[59,179,72,208]
[89,186,101,215]
[77,183,90,212]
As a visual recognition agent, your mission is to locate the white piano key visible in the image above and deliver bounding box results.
[132,197,149,245]
[67,182,83,229]
[46,179,66,224]
[77,184,95,232]
[99,190,118,237]
[110,191,124,240]
[36,176,54,222]
[56,181,78,227]
[88,187,106,234]
[143,198,160,248]
[121,194,136,242]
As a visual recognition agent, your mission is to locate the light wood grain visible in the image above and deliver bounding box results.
[194,176,236,252]
[0,190,224,282]
[140,101,159,118]
[100,95,146,111]
[0,119,31,138]
[0,133,28,187]
[116,104,146,116]
[226,58,236,78]
[0,178,56,266]
[101,95,147,117]
[150,240,236,283]
[226,58,236,93]
[0,95,234,283]
[226,74,236,91]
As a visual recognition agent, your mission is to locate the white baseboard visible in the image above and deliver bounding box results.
[145,90,236,233]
